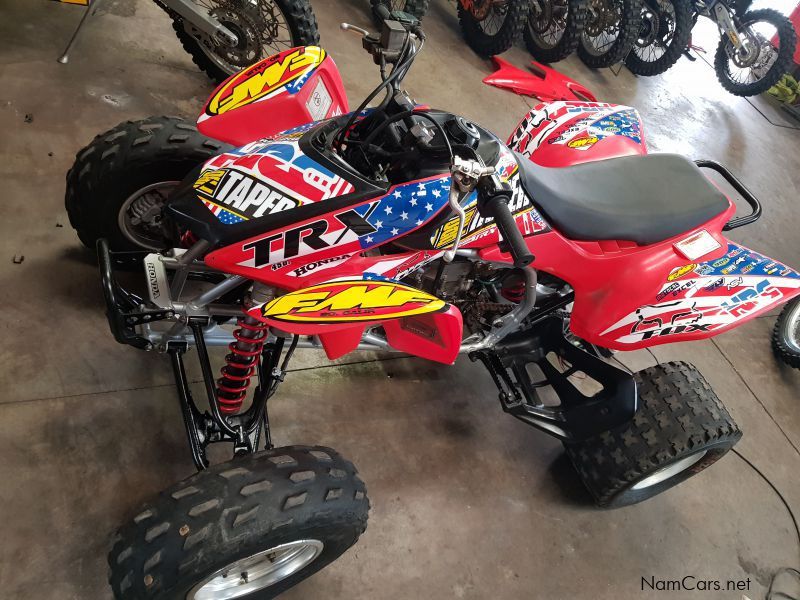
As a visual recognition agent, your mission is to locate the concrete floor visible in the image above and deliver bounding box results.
[1,0,799,598]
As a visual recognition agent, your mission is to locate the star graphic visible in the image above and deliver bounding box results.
[410,198,418,206]
[375,220,383,229]
[384,205,393,215]
[425,203,433,212]
[432,189,442,198]
[365,235,373,243]
[391,227,399,236]
[393,190,402,199]
[416,219,423,226]
[400,211,408,220]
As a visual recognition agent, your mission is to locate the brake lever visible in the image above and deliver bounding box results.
[443,158,495,263]
[340,23,370,37]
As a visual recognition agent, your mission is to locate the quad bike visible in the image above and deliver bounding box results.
[774,296,800,369]
[66,13,800,599]
[578,0,642,67]
[524,0,589,63]
[625,0,797,97]
[59,0,320,84]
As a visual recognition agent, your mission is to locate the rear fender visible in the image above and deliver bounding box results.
[197,46,348,146]
[508,101,647,167]
[245,279,463,363]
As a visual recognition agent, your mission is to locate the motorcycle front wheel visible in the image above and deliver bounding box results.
[524,0,588,63]
[108,446,369,600]
[577,0,640,68]
[624,0,693,76]
[172,0,320,85]
[773,297,800,369]
[713,8,797,97]
[458,0,530,57]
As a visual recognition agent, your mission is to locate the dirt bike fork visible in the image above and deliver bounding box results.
[168,318,297,470]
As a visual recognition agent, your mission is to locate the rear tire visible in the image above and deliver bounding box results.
[578,0,640,68]
[173,0,320,85]
[108,446,369,600]
[565,361,741,508]
[65,116,231,254]
[624,0,693,76]
[524,0,589,64]
[458,0,530,57]
[772,298,800,369]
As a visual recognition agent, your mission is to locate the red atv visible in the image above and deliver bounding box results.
[66,15,799,600]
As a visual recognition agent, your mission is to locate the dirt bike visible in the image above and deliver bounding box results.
[625,0,797,97]
[60,0,320,84]
[65,13,800,599]
[524,0,589,63]
[370,0,430,24]
[774,296,800,369]
[577,0,641,67]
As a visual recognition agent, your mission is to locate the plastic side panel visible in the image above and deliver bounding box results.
[507,101,647,167]
[197,47,348,146]
[383,306,463,365]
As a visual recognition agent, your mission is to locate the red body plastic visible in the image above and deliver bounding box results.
[483,57,597,102]
[190,51,800,364]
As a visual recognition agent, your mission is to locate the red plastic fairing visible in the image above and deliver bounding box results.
[483,57,597,102]
[197,46,348,146]
[507,101,646,167]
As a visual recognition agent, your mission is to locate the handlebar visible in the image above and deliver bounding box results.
[478,179,534,268]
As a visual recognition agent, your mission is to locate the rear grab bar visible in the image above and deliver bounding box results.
[695,159,762,231]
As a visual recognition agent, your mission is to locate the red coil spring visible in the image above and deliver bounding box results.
[216,313,268,414]
[500,281,526,303]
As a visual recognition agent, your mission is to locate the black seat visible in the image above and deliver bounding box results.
[515,153,730,245]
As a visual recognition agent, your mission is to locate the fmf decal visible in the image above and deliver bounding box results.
[667,263,698,282]
[207,47,326,116]
[194,169,300,222]
[260,281,446,322]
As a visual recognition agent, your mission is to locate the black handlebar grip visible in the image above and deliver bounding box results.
[482,194,534,268]
[375,4,392,20]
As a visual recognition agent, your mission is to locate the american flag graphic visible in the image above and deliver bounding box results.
[201,199,246,225]
[355,176,451,249]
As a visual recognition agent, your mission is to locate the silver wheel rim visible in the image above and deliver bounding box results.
[630,450,707,491]
[118,181,179,251]
[188,539,324,599]
[781,300,800,354]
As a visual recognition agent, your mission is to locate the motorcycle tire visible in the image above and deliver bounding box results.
[108,446,369,600]
[713,8,797,97]
[65,116,231,255]
[524,0,588,64]
[370,0,430,25]
[772,297,800,369]
[458,0,530,57]
[565,361,741,508]
[172,0,320,85]
[577,0,640,68]
[624,0,693,76]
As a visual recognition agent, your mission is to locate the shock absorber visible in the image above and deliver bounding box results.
[216,311,269,415]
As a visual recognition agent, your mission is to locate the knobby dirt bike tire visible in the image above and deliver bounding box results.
[624,0,693,76]
[772,298,800,369]
[577,0,640,68]
[524,0,589,64]
[713,8,797,97]
[458,0,530,57]
[171,0,320,85]
[370,0,430,25]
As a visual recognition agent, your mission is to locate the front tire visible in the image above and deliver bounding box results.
[773,297,800,369]
[109,446,369,600]
[566,362,741,508]
[578,0,640,68]
[624,0,693,76]
[458,0,530,57]
[65,116,230,254]
[714,8,797,97]
[524,0,589,64]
